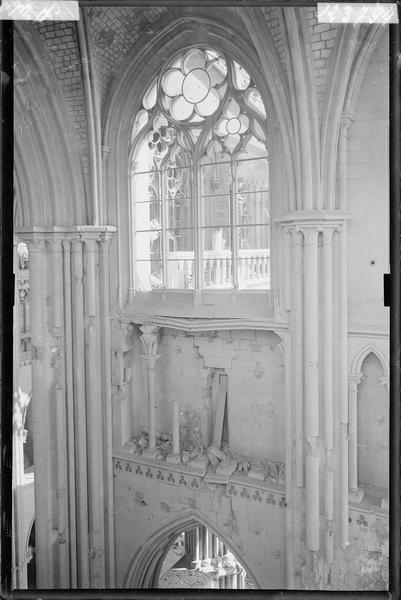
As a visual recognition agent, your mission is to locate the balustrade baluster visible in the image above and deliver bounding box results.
[244,257,249,282]
[215,258,221,285]
[204,259,210,286]
[226,258,232,283]
[249,256,255,279]
[219,257,225,284]
[238,257,244,282]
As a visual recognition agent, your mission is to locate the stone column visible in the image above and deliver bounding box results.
[337,113,352,550]
[338,113,353,212]
[23,234,57,588]
[348,375,361,492]
[321,226,336,565]
[12,239,28,589]
[292,229,304,488]
[338,221,349,549]
[172,400,180,456]
[61,238,78,588]
[48,236,69,587]
[17,226,116,590]
[139,325,161,458]
[84,236,105,587]
[71,237,90,587]
[302,225,320,553]
[99,231,116,587]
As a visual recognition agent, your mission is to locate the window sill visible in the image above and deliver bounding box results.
[126,288,275,322]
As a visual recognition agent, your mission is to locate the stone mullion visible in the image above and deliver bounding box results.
[84,236,106,587]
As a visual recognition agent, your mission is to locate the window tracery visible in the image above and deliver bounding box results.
[130,47,270,292]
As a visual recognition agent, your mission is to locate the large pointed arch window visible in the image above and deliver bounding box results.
[130,47,270,291]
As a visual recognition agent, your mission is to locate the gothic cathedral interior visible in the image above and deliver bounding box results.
[12,5,390,591]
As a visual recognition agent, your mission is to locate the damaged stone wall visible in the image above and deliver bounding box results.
[113,454,286,588]
[152,328,286,463]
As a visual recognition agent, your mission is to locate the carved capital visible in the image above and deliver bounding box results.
[24,237,48,253]
[139,324,161,358]
[47,236,63,253]
[321,223,341,245]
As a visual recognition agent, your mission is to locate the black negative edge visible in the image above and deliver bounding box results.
[1,18,14,599]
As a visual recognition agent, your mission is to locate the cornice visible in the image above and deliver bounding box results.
[275,210,349,225]
[117,314,288,333]
[15,225,117,234]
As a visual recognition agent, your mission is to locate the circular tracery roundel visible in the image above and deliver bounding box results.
[160,48,227,122]
[131,46,268,166]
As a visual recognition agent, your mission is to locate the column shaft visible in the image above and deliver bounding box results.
[147,360,157,451]
[100,235,116,587]
[303,228,320,552]
[139,325,161,456]
[85,238,105,586]
[62,239,78,587]
[72,240,90,587]
[322,228,334,564]
[292,230,304,487]
[338,224,349,548]
[13,240,28,589]
[348,376,360,491]
[51,238,69,587]
[29,239,55,587]
[283,334,295,587]
[172,400,180,455]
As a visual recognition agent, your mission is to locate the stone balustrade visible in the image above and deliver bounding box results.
[167,248,270,289]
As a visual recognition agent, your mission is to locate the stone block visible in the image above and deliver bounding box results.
[248,466,266,482]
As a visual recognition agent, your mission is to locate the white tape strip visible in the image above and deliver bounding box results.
[0,0,79,21]
[318,3,398,24]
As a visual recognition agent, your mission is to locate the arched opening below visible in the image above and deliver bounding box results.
[157,525,256,589]
[357,352,388,495]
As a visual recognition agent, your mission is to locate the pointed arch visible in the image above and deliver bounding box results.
[320,24,360,210]
[282,7,320,210]
[102,14,283,304]
[123,507,261,588]
[350,344,389,378]
[236,7,296,211]
[14,23,88,227]
[343,25,387,119]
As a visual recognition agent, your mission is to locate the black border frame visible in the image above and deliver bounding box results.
[2,2,400,598]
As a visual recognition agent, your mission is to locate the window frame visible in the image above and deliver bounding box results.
[129,45,271,294]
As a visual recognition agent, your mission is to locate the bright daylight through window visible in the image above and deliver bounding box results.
[130,47,270,291]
